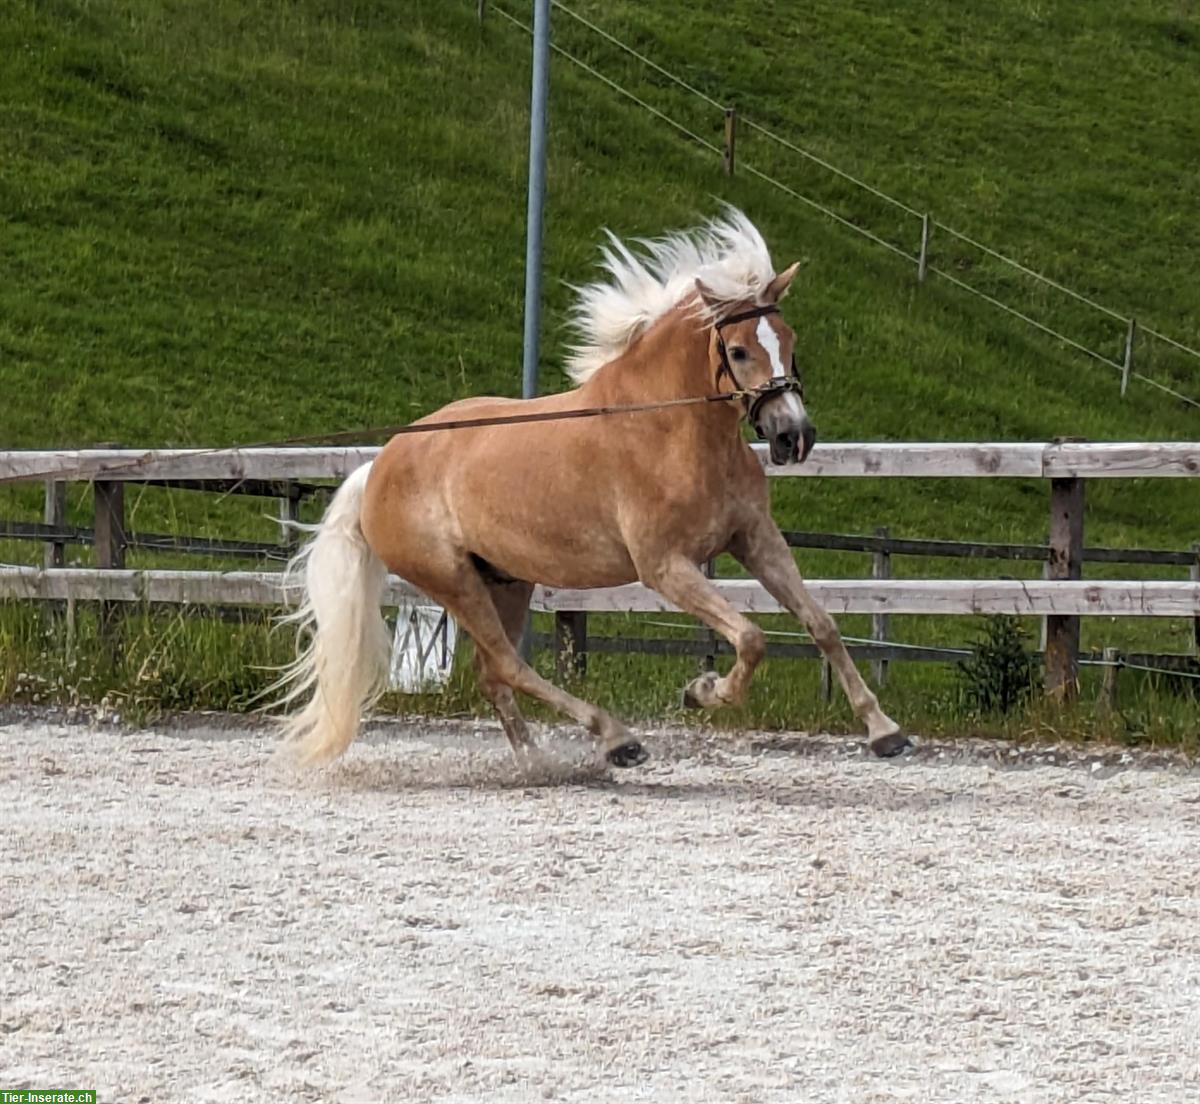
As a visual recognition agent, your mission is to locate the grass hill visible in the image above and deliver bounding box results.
[2,0,1199,736]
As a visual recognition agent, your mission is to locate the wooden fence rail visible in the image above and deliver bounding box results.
[2,567,1198,618]
[3,442,1200,698]
[0,441,1198,480]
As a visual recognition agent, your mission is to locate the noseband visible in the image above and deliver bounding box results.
[713,305,805,435]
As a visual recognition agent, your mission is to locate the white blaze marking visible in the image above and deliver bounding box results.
[756,317,787,376]
[756,316,806,420]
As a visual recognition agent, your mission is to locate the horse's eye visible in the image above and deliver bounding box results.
[729,347,748,362]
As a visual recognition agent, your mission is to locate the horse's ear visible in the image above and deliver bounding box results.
[765,261,802,303]
[694,277,723,313]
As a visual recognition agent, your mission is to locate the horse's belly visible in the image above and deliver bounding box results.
[464,518,639,590]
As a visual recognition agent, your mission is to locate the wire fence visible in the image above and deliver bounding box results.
[486,0,1200,411]
[634,619,1200,685]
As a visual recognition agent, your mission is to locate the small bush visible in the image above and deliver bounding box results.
[956,615,1040,716]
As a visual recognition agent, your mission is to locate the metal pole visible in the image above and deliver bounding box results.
[521,0,551,402]
[519,0,551,663]
[917,213,931,283]
[1121,317,1136,397]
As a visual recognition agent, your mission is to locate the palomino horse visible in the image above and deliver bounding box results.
[275,208,907,768]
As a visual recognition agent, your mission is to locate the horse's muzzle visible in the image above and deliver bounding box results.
[768,420,817,465]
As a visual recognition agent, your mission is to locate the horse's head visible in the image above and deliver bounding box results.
[697,262,815,465]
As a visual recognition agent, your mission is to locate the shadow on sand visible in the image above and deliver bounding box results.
[275,733,973,815]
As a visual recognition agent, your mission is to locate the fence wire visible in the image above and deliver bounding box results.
[640,617,1200,680]
[743,118,924,219]
[549,0,726,112]
[932,220,1128,324]
[1129,371,1200,412]
[491,5,721,157]
[928,264,1126,373]
[740,164,917,264]
[494,1,1200,410]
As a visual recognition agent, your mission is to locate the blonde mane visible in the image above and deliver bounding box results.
[564,207,779,384]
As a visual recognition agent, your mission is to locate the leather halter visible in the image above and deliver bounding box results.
[713,305,804,436]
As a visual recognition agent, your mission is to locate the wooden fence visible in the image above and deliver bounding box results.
[2,441,1200,697]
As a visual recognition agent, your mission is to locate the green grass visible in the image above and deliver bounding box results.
[3,603,1197,753]
[1,0,1199,745]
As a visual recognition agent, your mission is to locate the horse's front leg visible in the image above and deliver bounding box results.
[731,519,910,758]
[637,555,766,709]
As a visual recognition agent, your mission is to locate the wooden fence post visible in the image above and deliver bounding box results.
[723,107,736,176]
[94,477,127,653]
[1044,476,1084,699]
[819,656,832,703]
[43,479,67,630]
[872,526,890,686]
[279,481,302,553]
[554,611,587,680]
[702,558,717,669]
[1038,556,1050,654]
[1100,647,1120,712]
[917,213,931,283]
[1190,542,1200,654]
[43,480,66,568]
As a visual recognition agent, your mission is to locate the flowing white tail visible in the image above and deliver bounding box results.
[272,463,390,765]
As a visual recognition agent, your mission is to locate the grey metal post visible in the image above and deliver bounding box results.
[521,0,551,403]
[1121,318,1137,397]
[917,213,931,283]
[518,0,551,662]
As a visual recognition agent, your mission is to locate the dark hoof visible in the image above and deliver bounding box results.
[606,741,649,768]
[869,731,912,759]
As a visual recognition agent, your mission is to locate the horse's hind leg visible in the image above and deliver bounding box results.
[420,564,646,769]
[473,580,541,767]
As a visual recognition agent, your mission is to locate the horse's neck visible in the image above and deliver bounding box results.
[583,308,715,403]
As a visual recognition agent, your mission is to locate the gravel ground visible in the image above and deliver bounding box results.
[2,716,1199,1103]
